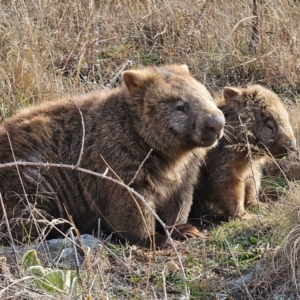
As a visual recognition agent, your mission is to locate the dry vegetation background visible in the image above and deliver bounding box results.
[1,0,300,299]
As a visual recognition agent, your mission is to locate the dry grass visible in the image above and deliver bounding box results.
[1,0,300,299]
[243,183,300,300]
[1,0,300,116]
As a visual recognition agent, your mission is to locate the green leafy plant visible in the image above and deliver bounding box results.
[22,249,80,295]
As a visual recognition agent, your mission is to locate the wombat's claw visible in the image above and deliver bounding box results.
[241,212,255,220]
[172,223,204,240]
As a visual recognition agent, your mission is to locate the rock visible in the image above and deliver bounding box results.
[0,234,102,268]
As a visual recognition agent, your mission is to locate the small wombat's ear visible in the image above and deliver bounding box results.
[223,87,246,112]
[122,69,155,95]
[179,64,189,74]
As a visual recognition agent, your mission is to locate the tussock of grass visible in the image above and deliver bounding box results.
[243,183,300,300]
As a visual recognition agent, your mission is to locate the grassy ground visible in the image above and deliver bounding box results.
[1,0,300,299]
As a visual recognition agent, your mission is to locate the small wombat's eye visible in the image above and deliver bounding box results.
[266,120,275,131]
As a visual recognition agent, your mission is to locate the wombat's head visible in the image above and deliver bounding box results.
[122,64,225,153]
[223,84,296,158]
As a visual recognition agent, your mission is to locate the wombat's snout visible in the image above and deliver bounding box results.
[272,138,297,158]
[206,112,225,138]
[200,112,225,147]
[288,139,297,151]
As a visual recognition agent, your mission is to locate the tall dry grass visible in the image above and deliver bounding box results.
[1,0,300,120]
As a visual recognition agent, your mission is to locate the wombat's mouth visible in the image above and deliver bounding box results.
[199,127,223,147]
[200,140,218,147]
[199,135,220,147]
[187,134,219,148]
[270,149,295,159]
[268,140,297,159]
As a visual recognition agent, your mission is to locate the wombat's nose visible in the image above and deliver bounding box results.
[206,113,225,137]
[288,139,297,151]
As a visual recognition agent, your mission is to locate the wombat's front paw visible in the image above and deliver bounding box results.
[171,223,204,240]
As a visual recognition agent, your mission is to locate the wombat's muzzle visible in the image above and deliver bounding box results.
[207,113,225,137]
[201,112,225,146]
[271,138,297,158]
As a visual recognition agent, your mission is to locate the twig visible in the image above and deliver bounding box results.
[249,0,260,54]
[73,100,85,167]
[0,193,20,277]
[7,131,44,244]
[261,145,290,183]
[97,218,101,241]
[228,16,256,39]
[7,132,31,208]
[0,276,37,297]
[105,60,133,89]
[162,266,167,300]
[224,237,253,300]
[99,155,154,250]
[154,25,167,39]
[75,40,88,85]
[128,149,153,186]
[69,228,80,278]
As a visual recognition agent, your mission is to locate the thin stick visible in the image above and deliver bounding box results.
[162,267,167,300]
[7,132,44,243]
[105,60,133,89]
[0,276,40,298]
[73,100,85,167]
[0,193,20,277]
[250,0,260,54]
[7,132,30,207]
[128,149,153,186]
[224,237,253,300]
[100,154,154,250]
[69,229,80,278]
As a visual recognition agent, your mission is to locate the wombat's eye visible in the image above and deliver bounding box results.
[266,120,275,131]
[176,100,186,113]
[176,105,185,112]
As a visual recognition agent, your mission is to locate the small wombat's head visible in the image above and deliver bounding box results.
[223,84,297,158]
[122,64,225,153]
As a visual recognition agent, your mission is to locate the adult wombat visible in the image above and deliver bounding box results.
[0,64,225,248]
[191,84,296,220]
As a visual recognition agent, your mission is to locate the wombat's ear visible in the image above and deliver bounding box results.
[122,70,155,95]
[223,87,246,113]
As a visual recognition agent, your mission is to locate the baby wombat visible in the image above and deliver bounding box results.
[191,84,296,220]
[0,64,225,248]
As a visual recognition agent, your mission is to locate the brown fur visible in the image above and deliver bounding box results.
[191,84,296,219]
[0,64,225,248]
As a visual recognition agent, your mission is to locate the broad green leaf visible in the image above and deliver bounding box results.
[22,249,41,268]
[44,269,65,291]
[28,265,46,277]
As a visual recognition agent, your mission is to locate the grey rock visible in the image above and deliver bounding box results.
[0,234,101,268]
